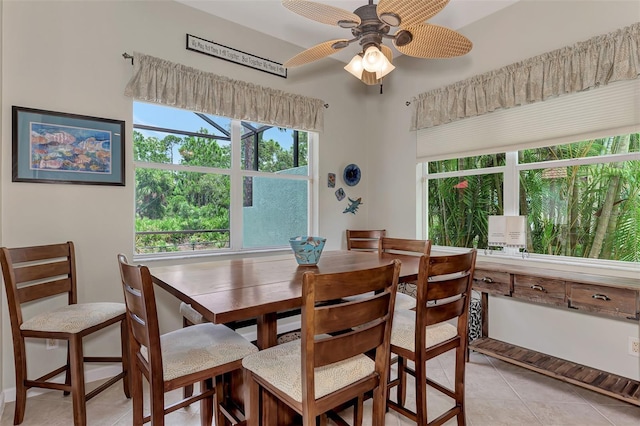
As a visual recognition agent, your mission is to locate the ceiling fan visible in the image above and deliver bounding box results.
[282,0,473,85]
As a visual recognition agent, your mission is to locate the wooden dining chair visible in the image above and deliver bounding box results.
[346,229,386,251]
[379,237,431,302]
[0,241,130,426]
[387,249,477,426]
[242,260,401,426]
[117,254,258,426]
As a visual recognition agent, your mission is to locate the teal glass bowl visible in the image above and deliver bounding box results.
[289,236,326,266]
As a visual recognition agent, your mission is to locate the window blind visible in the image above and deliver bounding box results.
[416,78,640,162]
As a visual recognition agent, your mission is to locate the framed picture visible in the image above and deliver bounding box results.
[12,106,125,186]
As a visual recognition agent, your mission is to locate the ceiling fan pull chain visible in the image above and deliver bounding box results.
[380,82,383,95]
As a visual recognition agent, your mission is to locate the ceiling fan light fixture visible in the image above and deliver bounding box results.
[344,54,364,79]
[375,60,395,80]
[362,45,385,72]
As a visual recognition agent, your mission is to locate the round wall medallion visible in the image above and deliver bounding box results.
[343,163,361,186]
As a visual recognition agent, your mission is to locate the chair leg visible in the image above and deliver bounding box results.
[69,335,87,426]
[200,378,214,425]
[182,317,195,399]
[13,341,28,425]
[244,369,260,426]
[150,376,165,426]
[64,342,72,396]
[397,356,406,406]
[214,376,225,426]
[371,382,386,426]
[415,356,428,425]
[131,361,144,426]
[455,345,467,426]
[184,384,195,399]
[353,395,364,426]
[120,320,131,398]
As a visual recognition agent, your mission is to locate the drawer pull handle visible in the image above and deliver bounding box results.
[592,294,610,301]
[481,277,494,283]
[530,285,545,291]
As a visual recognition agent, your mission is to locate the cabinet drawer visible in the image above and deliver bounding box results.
[513,275,566,305]
[473,269,511,295]
[568,283,639,319]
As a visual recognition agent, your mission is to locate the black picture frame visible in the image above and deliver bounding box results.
[12,106,125,186]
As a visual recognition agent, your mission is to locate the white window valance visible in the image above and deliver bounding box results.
[411,22,640,131]
[124,52,325,132]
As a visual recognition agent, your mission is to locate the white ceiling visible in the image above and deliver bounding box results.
[175,0,521,63]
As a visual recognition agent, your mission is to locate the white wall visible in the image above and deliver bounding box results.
[0,0,372,393]
[367,0,640,379]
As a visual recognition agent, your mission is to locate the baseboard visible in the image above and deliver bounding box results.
[2,364,123,403]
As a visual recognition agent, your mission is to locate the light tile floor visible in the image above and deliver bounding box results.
[2,351,639,425]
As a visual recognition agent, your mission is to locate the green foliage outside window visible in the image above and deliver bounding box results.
[426,133,640,263]
[134,126,307,253]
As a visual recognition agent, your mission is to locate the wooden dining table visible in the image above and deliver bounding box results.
[150,249,421,350]
[150,249,421,424]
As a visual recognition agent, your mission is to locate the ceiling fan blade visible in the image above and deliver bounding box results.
[377,0,450,28]
[284,39,349,67]
[282,0,361,27]
[360,45,393,86]
[394,24,472,58]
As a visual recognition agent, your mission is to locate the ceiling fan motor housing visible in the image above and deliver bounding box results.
[353,4,390,51]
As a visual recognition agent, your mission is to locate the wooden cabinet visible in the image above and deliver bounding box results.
[469,261,640,406]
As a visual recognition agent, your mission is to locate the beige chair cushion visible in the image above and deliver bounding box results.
[143,323,258,381]
[242,340,375,403]
[390,309,457,353]
[20,302,125,333]
[180,302,206,324]
[343,291,416,310]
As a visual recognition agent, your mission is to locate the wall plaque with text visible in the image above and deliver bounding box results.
[186,34,287,78]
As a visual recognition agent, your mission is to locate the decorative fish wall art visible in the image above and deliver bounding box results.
[343,197,362,214]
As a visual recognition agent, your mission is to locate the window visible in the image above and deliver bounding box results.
[133,102,313,255]
[421,132,640,263]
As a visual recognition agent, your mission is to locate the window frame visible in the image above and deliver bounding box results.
[132,106,317,260]
[419,131,640,272]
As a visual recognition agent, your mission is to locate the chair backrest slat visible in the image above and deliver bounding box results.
[425,274,471,301]
[314,292,390,334]
[9,243,70,263]
[427,254,476,276]
[379,237,430,256]
[13,261,71,285]
[18,278,72,303]
[314,320,386,367]
[346,229,386,251]
[311,266,395,302]
[348,239,380,251]
[425,297,467,325]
